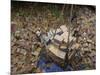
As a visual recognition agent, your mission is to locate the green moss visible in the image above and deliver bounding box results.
[48,5,60,18]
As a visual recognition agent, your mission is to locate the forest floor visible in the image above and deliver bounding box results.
[11,1,96,74]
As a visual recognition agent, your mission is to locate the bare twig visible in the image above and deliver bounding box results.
[68,4,73,47]
[60,4,66,17]
[57,4,66,24]
[64,4,74,70]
